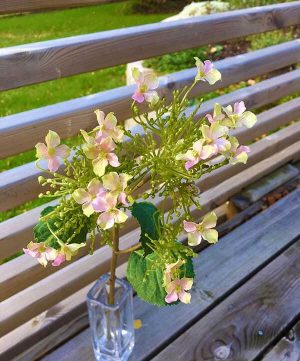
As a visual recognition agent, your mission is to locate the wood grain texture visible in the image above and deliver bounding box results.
[262,320,300,361]
[153,240,300,361]
[1,2,300,91]
[1,121,300,263]
[1,40,300,158]
[0,0,120,15]
[2,144,300,359]
[41,188,300,361]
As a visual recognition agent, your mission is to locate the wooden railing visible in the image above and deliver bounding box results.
[0,0,122,15]
[1,2,300,360]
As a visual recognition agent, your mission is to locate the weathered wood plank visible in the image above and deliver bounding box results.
[0,142,300,344]
[153,241,300,361]
[1,121,300,264]
[1,3,300,91]
[1,41,300,158]
[0,0,120,15]
[41,188,300,361]
[262,320,300,361]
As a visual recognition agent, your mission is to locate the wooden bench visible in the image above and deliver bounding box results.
[1,2,300,360]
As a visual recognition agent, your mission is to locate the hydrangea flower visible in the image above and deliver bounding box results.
[206,103,225,124]
[165,277,193,304]
[194,57,221,85]
[52,241,86,267]
[163,259,185,285]
[73,178,106,217]
[201,123,230,154]
[95,193,128,230]
[176,139,216,170]
[184,212,218,246]
[227,137,250,165]
[102,172,132,206]
[82,131,120,176]
[94,110,124,143]
[132,68,159,104]
[23,241,57,267]
[35,130,70,172]
[223,101,257,128]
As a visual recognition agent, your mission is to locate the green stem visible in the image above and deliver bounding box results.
[108,225,119,305]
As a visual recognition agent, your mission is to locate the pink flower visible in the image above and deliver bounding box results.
[163,260,185,285]
[52,242,86,266]
[95,193,128,230]
[205,103,225,124]
[176,139,216,170]
[81,131,120,177]
[227,137,250,165]
[194,58,221,85]
[36,130,70,172]
[23,241,57,267]
[184,212,218,246]
[223,101,257,128]
[94,110,124,143]
[165,278,193,304]
[73,178,106,217]
[102,172,132,206]
[201,123,230,154]
[132,68,159,104]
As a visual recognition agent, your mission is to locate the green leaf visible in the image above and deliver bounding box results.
[131,202,161,256]
[33,206,88,247]
[126,250,167,306]
[126,250,195,307]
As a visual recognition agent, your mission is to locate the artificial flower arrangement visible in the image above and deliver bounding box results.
[23,58,257,307]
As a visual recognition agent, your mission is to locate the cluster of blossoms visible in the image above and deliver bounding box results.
[24,57,256,306]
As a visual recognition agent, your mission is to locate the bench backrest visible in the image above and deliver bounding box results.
[1,2,300,360]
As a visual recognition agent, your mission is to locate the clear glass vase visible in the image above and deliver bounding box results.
[87,274,135,361]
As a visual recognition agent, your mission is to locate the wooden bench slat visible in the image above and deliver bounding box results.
[1,137,300,334]
[1,2,300,91]
[1,118,299,265]
[261,320,300,361]
[40,188,300,361]
[0,0,120,15]
[1,40,300,158]
[152,240,300,361]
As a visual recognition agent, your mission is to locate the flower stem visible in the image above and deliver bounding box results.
[115,243,141,255]
[108,225,119,305]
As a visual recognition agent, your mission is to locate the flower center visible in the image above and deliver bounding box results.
[48,147,56,156]
[140,84,148,93]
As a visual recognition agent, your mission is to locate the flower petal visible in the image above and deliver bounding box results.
[202,228,218,244]
[97,211,115,230]
[107,153,120,167]
[239,111,257,128]
[180,277,193,291]
[183,220,197,233]
[202,212,217,228]
[35,143,48,159]
[205,68,221,85]
[94,109,105,126]
[92,158,108,177]
[73,189,91,204]
[52,253,66,267]
[114,209,128,224]
[87,178,103,196]
[45,130,60,148]
[102,172,119,191]
[178,291,191,304]
[55,144,70,159]
[188,232,202,246]
[132,91,145,103]
[165,291,178,304]
[48,157,60,172]
[82,202,95,217]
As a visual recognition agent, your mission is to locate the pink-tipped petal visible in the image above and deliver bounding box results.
[35,143,48,159]
[165,291,179,304]
[92,196,108,213]
[183,220,197,233]
[97,211,115,230]
[108,153,120,167]
[203,60,213,74]
[234,101,246,115]
[52,253,66,267]
[47,157,60,172]
[132,91,145,103]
